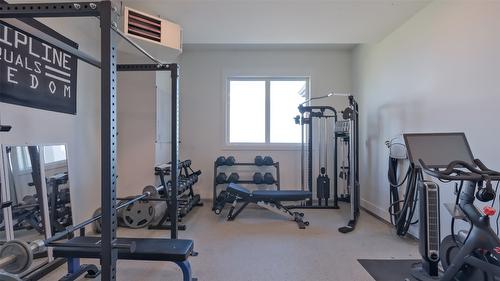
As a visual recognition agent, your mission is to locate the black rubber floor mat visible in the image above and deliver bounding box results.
[358,259,420,281]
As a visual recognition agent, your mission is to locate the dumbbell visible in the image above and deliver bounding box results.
[215,156,226,167]
[253,172,264,184]
[216,173,228,184]
[255,156,264,166]
[227,173,240,183]
[191,170,202,184]
[264,172,275,184]
[263,156,274,165]
[225,156,236,166]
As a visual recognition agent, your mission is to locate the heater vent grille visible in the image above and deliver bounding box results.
[123,7,182,51]
[127,9,162,43]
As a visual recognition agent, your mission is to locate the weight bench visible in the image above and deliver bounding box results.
[213,183,311,229]
[53,237,196,281]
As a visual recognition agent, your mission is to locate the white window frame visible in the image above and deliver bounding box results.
[224,76,310,150]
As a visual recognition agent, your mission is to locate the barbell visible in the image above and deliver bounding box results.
[0,184,165,275]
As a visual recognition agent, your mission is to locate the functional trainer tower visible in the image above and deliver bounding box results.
[0,2,181,280]
[337,95,360,233]
[295,103,339,209]
[294,94,360,232]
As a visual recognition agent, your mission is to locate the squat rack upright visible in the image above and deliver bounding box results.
[0,2,181,280]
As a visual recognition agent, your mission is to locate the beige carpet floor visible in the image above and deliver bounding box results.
[39,201,419,281]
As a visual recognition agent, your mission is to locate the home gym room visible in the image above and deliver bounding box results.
[0,0,499,280]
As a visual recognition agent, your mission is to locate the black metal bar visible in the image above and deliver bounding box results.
[117,64,173,71]
[1,18,101,68]
[0,0,77,48]
[99,1,118,280]
[308,116,313,205]
[299,105,337,115]
[48,242,135,251]
[47,186,163,245]
[27,146,50,235]
[0,2,100,18]
[228,202,250,220]
[332,114,339,208]
[170,64,180,239]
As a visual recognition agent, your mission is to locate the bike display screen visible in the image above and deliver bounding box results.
[403,133,475,168]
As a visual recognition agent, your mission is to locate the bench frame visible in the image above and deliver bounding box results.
[216,189,310,229]
[60,257,196,281]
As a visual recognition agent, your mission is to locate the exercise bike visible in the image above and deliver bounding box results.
[417,158,500,281]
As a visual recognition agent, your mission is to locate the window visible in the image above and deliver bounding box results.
[228,77,308,144]
[15,146,32,171]
[43,145,67,164]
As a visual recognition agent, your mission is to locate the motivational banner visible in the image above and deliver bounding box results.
[0,21,77,114]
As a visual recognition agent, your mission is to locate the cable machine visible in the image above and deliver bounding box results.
[293,93,360,232]
[294,97,339,209]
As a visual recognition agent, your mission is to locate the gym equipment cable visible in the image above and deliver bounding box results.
[386,137,420,236]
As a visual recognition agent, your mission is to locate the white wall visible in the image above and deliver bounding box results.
[0,18,101,225]
[115,51,179,195]
[179,47,352,199]
[117,71,157,196]
[353,0,500,237]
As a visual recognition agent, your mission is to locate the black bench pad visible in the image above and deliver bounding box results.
[53,237,193,262]
[227,183,311,201]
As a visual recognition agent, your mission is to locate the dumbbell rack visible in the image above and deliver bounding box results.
[149,161,203,231]
[212,162,280,210]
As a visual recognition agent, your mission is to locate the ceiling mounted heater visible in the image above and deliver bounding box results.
[123,6,182,51]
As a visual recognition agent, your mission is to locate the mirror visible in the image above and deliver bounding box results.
[0,144,73,274]
[5,145,47,242]
[3,145,49,272]
[42,144,72,235]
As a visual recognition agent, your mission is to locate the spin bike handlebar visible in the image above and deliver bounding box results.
[418,159,500,182]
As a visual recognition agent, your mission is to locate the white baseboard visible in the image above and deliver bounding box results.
[361,198,391,223]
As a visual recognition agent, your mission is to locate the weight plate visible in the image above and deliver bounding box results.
[0,240,33,274]
[121,201,155,229]
[143,185,159,199]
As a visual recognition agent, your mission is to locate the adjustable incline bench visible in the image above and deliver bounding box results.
[213,183,311,229]
[53,237,196,281]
